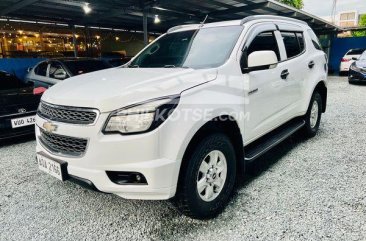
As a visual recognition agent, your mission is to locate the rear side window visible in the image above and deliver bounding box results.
[307,30,322,51]
[247,31,280,60]
[34,62,48,76]
[347,49,365,55]
[281,32,302,59]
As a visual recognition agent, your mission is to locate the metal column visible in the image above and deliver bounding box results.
[143,9,148,46]
[71,25,78,57]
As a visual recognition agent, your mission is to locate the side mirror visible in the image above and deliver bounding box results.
[351,57,358,60]
[247,50,278,72]
[27,67,33,73]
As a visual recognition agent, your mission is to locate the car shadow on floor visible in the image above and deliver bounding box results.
[0,134,35,147]
[236,132,304,190]
[349,82,366,86]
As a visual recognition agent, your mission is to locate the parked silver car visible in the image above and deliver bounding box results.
[25,58,112,88]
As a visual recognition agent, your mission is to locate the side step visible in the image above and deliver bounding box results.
[244,119,305,162]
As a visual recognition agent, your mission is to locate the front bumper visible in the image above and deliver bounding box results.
[35,114,179,200]
[349,69,366,82]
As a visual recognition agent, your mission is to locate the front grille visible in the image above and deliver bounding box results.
[39,129,88,157]
[37,102,98,125]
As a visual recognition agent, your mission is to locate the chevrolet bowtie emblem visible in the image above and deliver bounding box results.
[43,122,58,133]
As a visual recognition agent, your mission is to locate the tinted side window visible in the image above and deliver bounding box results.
[0,72,19,90]
[347,49,365,55]
[296,32,305,52]
[247,32,280,60]
[34,62,48,76]
[281,32,301,58]
[307,30,322,51]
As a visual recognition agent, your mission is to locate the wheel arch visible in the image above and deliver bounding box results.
[313,80,327,113]
[177,115,245,188]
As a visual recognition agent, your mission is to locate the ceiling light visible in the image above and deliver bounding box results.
[154,15,160,24]
[83,3,92,14]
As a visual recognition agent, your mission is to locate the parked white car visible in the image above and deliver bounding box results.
[340,48,365,75]
[25,58,112,88]
[35,15,328,219]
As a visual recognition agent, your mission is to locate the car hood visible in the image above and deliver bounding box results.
[42,67,217,112]
[355,60,366,68]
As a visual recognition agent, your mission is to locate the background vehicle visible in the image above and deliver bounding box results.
[0,71,43,140]
[349,50,366,84]
[340,48,366,75]
[25,58,112,88]
[35,16,327,219]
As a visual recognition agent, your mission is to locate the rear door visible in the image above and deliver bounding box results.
[275,23,307,121]
[31,61,53,88]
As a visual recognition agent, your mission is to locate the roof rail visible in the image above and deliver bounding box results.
[167,24,199,33]
[241,15,308,26]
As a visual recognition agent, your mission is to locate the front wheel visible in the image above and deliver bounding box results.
[302,92,322,138]
[173,133,236,219]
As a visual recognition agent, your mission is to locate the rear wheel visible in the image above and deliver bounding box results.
[302,92,322,138]
[173,133,236,219]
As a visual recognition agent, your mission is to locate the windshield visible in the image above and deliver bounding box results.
[359,51,366,60]
[130,25,243,69]
[64,60,111,75]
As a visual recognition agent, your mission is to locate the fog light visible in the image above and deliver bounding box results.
[106,171,148,185]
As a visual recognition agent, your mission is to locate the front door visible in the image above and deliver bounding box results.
[241,24,287,143]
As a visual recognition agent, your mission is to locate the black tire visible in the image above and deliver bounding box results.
[302,92,322,138]
[173,133,236,219]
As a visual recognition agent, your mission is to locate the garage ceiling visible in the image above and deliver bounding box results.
[0,0,343,34]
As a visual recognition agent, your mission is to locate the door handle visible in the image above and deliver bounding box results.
[281,69,289,80]
[308,61,315,69]
[248,88,258,95]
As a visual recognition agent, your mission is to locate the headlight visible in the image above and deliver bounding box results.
[103,95,179,134]
[350,64,359,71]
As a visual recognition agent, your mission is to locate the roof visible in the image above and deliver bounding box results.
[0,0,343,34]
[168,15,310,33]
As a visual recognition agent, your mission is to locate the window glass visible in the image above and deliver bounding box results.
[307,30,322,51]
[63,60,111,76]
[296,32,305,52]
[359,51,366,60]
[347,49,366,55]
[49,62,68,80]
[281,32,301,58]
[0,71,19,90]
[130,26,243,69]
[34,62,48,76]
[247,32,280,60]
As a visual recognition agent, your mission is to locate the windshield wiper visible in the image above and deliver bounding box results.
[128,64,139,68]
[164,65,176,68]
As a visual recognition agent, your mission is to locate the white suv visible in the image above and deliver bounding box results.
[35,15,327,219]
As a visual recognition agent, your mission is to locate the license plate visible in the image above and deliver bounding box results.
[11,115,36,128]
[37,153,68,181]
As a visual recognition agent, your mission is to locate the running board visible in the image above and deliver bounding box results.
[244,119,305,162]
